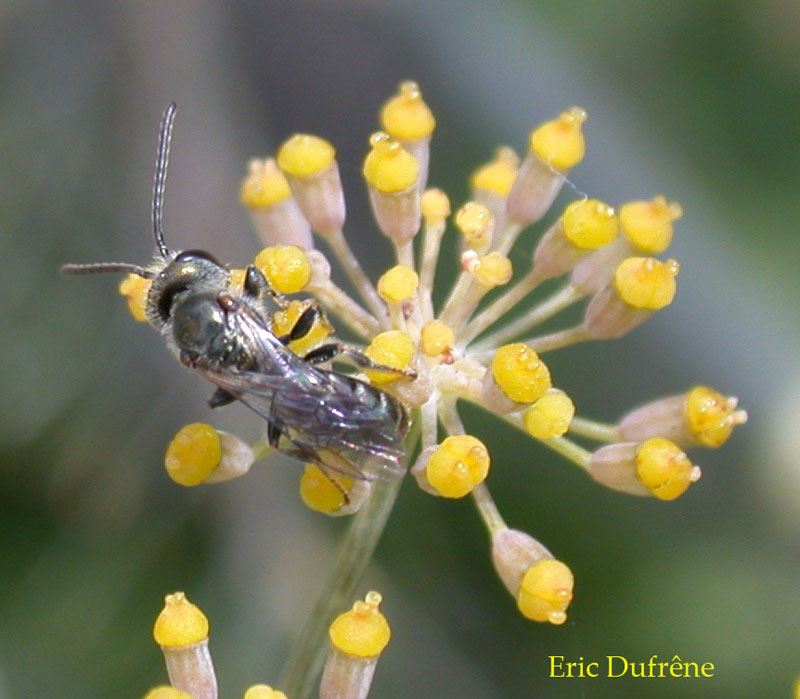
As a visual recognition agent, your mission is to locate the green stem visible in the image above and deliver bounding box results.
[541,436,592,471]
[279,418,420,699]
[568,416,620,443]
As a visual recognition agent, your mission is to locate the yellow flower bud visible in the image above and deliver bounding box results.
[118,273,151,323]
[153,592,209,648]
[380,80,436,141]
[328,591,391,658]
[614,257,679,310]
[420,320,454,357]
[470,146,519,198]
[523,390,575,439]
[635,437,701,501]
[685,385,747,448]
[142,687,193,699]
[164,423,222,487]
[378,265,419,303]
[299,464,354,514]
[426,434,490,498]
[529,107,587,171]
[456,201,495,250]
[243,685,288,699]
[421,187,451,225]
[620,195,683,253]
[254,245,311,293]
[473,252,513,287]
[277,134,335,178]
[492,344,552,404]
[364,330,414,385]
[517,559,574,625]
[363,132,419,193]
[239,158,292,209]
[562,199,618,250]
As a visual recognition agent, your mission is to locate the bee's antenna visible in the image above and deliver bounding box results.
[61,262,155,278]
[152,102,177,258]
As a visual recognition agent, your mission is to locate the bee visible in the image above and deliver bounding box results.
[63,103,411,482]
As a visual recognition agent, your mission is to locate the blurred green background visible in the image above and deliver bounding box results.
[1,1,798,697]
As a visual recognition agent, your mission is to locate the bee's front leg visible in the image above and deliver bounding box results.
[243,265,288,308]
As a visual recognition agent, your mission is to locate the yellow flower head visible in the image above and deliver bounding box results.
[426,435,490,498]
[380,80,436,142]
[243,686,288,699]
[420,320,454,357]
[421,187,451,225]
[517,559,574,625]
[254,245,311,294]
[635,437,701,500]
[363,132,419,193]
[456,201,495,250]
[562,199,618,250]
[328,591,391,658]
[529,107,587,171]
[473,252,513,287]
[378,265,419,303]
[523,390,575,439]
[240,158,292,209]
[620,195,683,253]
[470,146,520,198]
[142,687,193,699]
[277,134,335,178]
[364,330,414,385]
[684,385,746,448]
[164,423,222,486]
[492,344,552,403]
[614,257,679,310]
[153,591,209,647]
[299,464,354,514]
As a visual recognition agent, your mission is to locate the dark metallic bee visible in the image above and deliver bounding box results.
[63,103,410,481]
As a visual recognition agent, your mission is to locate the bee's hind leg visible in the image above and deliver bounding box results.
[303,343,417,380]
[208,387,236,408]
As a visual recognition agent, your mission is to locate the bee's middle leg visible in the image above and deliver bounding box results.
[277,302,323,345]
[303,343,417,379]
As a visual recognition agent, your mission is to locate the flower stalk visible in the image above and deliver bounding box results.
[279,417,420,699]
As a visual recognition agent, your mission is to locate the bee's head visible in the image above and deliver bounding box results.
[170,290,229,362]
[61,104,233,330]
[147,249,229,327]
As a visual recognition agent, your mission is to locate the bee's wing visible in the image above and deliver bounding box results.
[202,306,409,481]
[209,369,408,482]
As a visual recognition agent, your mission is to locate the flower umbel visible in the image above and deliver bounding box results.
[120,82,746,698]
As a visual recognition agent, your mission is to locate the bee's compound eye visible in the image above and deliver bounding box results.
[172,295,226,355]
[174,249,222,266]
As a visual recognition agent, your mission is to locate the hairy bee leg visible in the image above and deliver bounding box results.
[179,350,195,368]
[303,343,417,379]
[243,265,288,308]
[208,387,236,408]
[267,421,282,449]
[278,303,320,345]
